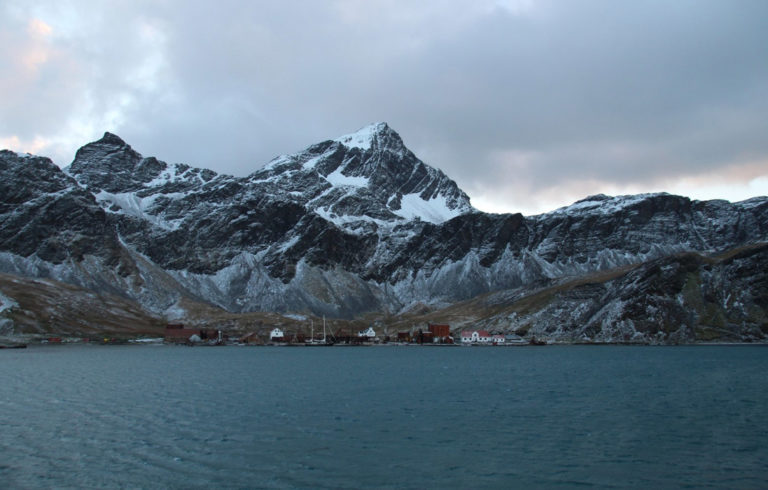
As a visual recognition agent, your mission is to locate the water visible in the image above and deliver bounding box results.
[1,345,766,489]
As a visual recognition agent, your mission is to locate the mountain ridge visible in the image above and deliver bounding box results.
[1,124,766,343]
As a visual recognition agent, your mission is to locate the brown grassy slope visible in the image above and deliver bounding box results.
[0,273,165,338]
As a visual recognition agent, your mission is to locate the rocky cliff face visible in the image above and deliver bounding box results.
[420,243,768,344]
[0,150,111,263]
[0,124,766,341]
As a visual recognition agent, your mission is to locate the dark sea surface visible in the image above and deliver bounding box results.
[1,344,767,489]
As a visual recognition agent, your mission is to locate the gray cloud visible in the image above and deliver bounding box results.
[1,0,767,214]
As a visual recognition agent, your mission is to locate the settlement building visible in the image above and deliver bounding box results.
[428,323,453,343]
[505,334,527,344]
[460,330,494,344]
[270,328,285,342]
[358,326,376,339]
[428,324,450,337]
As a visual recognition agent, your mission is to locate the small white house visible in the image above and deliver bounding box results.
[270,328,285,341]
[358,326,376,338]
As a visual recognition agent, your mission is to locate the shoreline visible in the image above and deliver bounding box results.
[3,339,767,349]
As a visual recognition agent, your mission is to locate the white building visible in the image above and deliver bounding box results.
[460,330,494,344]
[270,328,285,341]
[358,326,376,338]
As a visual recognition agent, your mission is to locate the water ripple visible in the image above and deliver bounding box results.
[1,345,767,488]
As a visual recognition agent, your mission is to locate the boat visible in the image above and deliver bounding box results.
[305,317,334,346]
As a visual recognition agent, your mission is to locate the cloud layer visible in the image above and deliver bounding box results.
[2,0,767,214]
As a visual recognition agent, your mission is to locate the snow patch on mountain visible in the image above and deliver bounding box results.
[314,207,389,231]
[276,235,301,253]
[333,122,386,150]
[95,190,186,230]
[393,193,464,224]
[325,168,369,187]
[261,155,291,172]
[144,165,186,187]
[550,193,669,216]
[301,154,325,170]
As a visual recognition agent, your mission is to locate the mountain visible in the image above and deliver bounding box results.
[388,243,768,344]
[1,123,766,343]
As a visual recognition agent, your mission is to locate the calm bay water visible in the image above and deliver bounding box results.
[1,345,766,489]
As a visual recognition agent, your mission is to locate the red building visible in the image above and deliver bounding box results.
[428,324,450,338]
[427,323,453,343]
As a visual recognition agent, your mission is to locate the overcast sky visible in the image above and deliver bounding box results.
[2,0,767,215]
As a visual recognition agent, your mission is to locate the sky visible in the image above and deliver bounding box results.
[2,0,767,216]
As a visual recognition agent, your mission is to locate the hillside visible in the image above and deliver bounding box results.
[1,124,766,343]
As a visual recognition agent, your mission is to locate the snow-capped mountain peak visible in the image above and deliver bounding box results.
[333,122,396,151]
[250,123,473,227]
